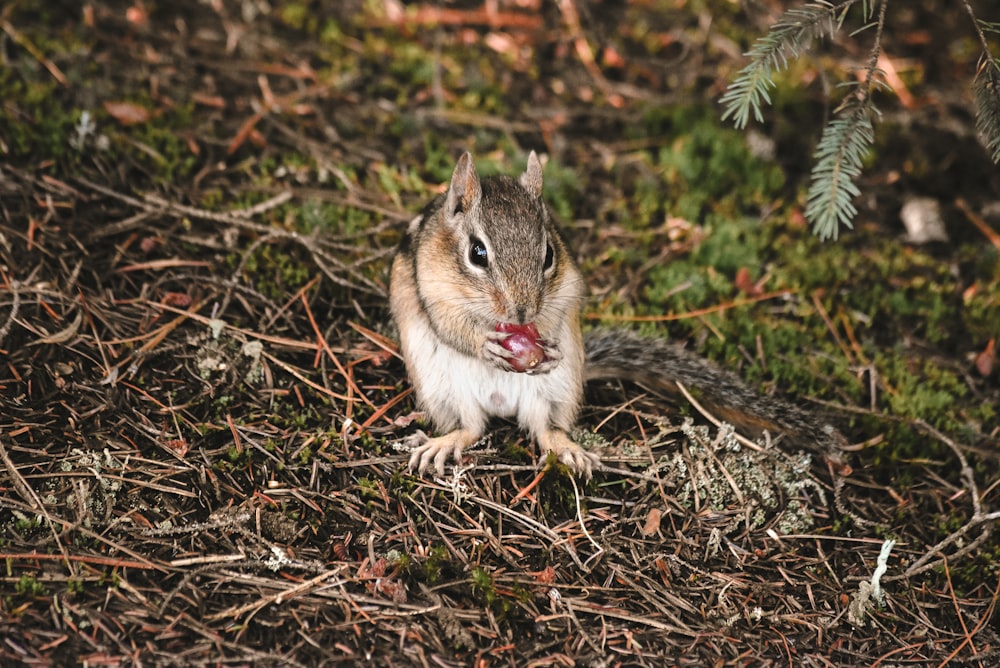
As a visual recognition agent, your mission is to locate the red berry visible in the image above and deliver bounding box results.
[496,322,546,372]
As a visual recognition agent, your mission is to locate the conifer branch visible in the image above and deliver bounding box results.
[973,59,1000,162]
[725,0,999,239]
[805,104,874,239]
[805,0,886,240]
[963,0,1000,163]
[720,0,864,129]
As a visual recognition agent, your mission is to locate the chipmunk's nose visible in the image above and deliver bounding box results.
[516,306,527,324]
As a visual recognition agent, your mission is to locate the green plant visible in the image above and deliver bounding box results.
[15,574,47,598]
[721,0,1000,240]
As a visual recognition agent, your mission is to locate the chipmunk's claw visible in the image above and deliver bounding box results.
[526,341,562,375]
[536,429,599,478]
[483,333,519,372]
[405,429,480,477]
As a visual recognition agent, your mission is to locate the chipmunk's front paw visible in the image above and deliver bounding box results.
[484,331,519,372]
[527,341,562,375]
[537,429,599,478]
[406,428,481,476]
[486,325,557,374]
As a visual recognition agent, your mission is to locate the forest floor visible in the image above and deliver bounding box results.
[1,1,999,665]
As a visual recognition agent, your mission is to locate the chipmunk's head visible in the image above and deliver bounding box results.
[419,151,573,330]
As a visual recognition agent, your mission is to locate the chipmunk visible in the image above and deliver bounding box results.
[390,151,842,477]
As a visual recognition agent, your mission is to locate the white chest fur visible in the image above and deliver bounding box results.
[400,312,580,435]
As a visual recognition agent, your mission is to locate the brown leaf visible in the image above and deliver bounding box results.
[641,508,663,537]
[192,92,226,109]
[162,439,190,457]
[975,339,996,377]
[126,5,149,26]
[103,100,151,126]
[392,411,424,428]
[161,292,192,308]
[602,45,625,68]
[532,566,556,585]
[734,267,762,296]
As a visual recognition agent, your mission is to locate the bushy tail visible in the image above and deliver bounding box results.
[583,329,845,453]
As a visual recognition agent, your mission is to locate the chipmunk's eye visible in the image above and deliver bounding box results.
[543,242,554,271]
[469,237,488,268]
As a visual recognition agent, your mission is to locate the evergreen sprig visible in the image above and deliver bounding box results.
[974,57,1000,163]
[805,103,875,240]
[970,7,1000,165]
[720,1,851,129]
[723,0,1000,240]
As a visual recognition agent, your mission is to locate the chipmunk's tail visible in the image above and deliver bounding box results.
[583,329,845,454]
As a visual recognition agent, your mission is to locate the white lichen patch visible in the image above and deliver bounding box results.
[654,419,825,535]
[61,448,126,528]
[241,339,264,384]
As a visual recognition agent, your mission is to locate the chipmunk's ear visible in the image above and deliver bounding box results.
[444,152,481,224]
[519,151,543,198]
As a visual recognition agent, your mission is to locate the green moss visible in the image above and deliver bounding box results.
[539,159,584,221]
[876,353,967,430]
[15,574,47,599]
[2,19,204,181]
[470,566,517,618]
[120,101,201,182]
[241,245,313,301]
[470,566,497,606]
[98,570,121,588]
[498,438,534,466]
[299,200,378,236]
[14,515,43,533]
[621,106,785,226]
[419,544,451,585]
[953,542,1000,593]
[66,578,85,596]
[357,476,381,499]
[421,135,462,183]
[226,445,250,465]
[372,162,427,209]
[277,1,317,32]
[692,219,764,275]
[533,453,592,516]
[387,464,418,493]
[0,73,79,167]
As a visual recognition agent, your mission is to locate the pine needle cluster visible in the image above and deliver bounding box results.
[720,1,848,130]
[975,59,1000,162]
[804,103,874,239]
[973,8,1000,164]
[722,0,1000,240]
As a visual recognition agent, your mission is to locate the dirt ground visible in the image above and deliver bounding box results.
[1,1,999,665]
